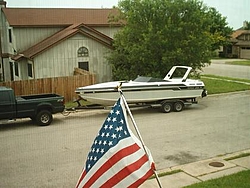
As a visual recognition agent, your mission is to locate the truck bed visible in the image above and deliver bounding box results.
[17,94,61,100]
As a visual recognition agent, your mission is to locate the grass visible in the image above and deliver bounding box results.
[200,75,250,94]
[202,74,250,83]
[225,60,250,66]
[184,170,250,188]
[149,169,182,180]
[225,153,250,161]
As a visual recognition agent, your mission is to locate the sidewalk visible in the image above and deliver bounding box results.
[140,149,250,188]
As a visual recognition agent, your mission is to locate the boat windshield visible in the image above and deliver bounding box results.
[133,76,168,82]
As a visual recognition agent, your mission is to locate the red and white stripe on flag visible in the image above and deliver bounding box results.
[76,97,155,188]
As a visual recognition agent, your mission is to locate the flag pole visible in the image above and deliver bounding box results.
[118,88,163,188]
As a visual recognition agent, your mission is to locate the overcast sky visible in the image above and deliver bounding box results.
[5,0,250,29]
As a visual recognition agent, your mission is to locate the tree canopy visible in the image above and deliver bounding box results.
[243,21,250,30]
[107,0,233,80]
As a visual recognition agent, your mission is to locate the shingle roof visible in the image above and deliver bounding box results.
[2,8,120,27]
[232,30,250,39]
[230,30,250,47]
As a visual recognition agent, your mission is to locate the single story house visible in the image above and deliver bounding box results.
[0,0,121,82]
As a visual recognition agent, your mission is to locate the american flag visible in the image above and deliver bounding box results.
[76,97,155,188]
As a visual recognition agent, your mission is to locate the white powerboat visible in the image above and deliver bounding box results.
[75,66,207,112]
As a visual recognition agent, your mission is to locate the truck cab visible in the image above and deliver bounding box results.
[0,87,16,120]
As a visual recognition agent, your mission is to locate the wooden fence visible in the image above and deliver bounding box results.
[0,74,96,102]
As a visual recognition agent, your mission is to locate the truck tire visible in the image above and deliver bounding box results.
[36,110,53,126]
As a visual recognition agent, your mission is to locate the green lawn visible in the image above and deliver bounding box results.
[202,74,250,83]
[184,170,250,188]
[201,75,250,94]
[225,60,250,66]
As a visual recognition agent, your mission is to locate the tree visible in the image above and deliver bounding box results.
[205,7,233,51]
[107,0,233,80]
[243,21,250,30]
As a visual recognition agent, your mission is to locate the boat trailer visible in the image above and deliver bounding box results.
[62,97,200,116]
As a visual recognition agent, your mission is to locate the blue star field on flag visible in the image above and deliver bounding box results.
[85,98,130,172]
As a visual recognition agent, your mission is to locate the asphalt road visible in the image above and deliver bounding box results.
[202,59,250,79]
[0,90,250,188]
[0,60,250,187]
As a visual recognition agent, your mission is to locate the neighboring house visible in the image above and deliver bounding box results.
[222,22,250,59]
[230,30,250,59]
[0,0,121,82]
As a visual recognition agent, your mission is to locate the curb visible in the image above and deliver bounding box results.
[140,149,250,188]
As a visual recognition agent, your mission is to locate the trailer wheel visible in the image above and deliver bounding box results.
[173,101,184,112]
[161,102,172,113]
[36,110,53,126]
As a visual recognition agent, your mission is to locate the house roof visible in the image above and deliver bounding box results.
[2,7,120,27]
[12,23,114,61]
[230,30,250,47]
[2,7,120,61]
[232,30,250,39]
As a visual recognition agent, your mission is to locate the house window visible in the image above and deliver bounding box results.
[14,62,19,77]
[77,47,89,57]
[78,62,89,71]
[9,62,14,81]
[226,45,232,54]
[8,29,12,43]
[27,63,33,77]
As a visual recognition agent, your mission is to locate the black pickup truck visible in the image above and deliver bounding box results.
[0,87,65,126]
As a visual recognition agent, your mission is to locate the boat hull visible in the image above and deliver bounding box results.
[77,84,205,106]
[75,66,207,106]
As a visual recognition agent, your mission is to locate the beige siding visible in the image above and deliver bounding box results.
[240,48,250,59]
[94,26,121,38]
[238,34,250,41]
[0,7,11,53]
[33,34,112,83]
[0,13,12,81]
[13,27,63,51]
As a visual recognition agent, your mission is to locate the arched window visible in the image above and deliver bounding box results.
[77,47,89,57]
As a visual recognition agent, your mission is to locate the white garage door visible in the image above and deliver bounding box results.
[240,47,250,59]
